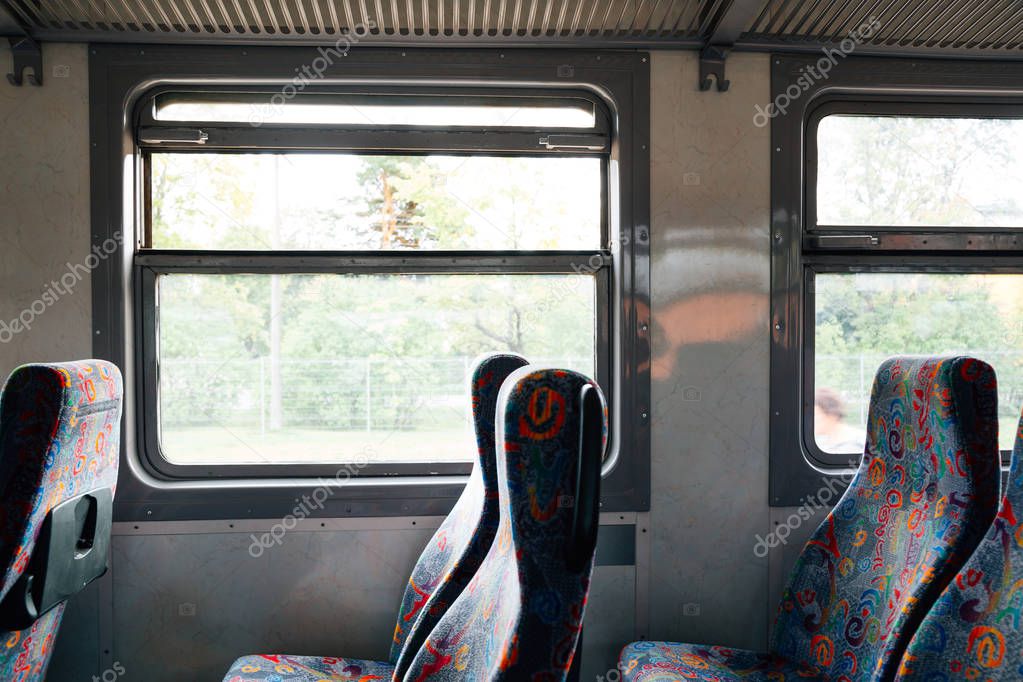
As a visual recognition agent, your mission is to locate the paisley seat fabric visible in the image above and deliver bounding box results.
[620,356,1001,682]
[0,360,123,682]
[894,409,1023,681]
[403,368,608,682]
[223,353,528,682]
[617,642,823,681]
[223,654,398,681]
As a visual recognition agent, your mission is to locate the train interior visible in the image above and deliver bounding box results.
[3,0,1023,680]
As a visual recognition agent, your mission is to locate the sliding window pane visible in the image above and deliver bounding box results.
[814,272,1023,455]
[157,273,596,465]
[156,95,597,128]
[817,115,1023,227]
[150,153,601,251]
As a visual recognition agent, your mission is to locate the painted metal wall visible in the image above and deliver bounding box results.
[0,43,91,378]
[0,44,808,680]
[647,51,774,648]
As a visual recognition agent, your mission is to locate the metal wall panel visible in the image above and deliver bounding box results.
[0,43,91,379]
[51,526,637,680]
[646,51,773,649]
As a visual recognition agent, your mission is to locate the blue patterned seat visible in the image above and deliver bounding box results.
[223,353,528,682]
[894,407,1023,681]
[0,360,123,682]
[619,356,1001,682]
[403,367,608,681]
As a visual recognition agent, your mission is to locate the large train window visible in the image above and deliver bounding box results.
[134,87,612,477]
[770,55,1023,505]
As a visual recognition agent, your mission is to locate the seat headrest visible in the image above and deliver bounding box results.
[0,360,123,599]
[496,367,607,572]
[469,353,528,490]
[864,356,999,500]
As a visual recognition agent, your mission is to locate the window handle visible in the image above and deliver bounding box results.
[138,127,209,145]
[539,133,607,151]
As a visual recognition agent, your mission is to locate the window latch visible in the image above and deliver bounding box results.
[809,234,880,249]
[538,134,607,151]
[138,127,209,145]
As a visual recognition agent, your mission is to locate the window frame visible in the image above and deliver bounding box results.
[91,46,651,520]
[771,55,1023,506]
[136,84,613,480]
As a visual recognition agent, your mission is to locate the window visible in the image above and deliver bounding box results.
[805,106,1023,466]
[814,114,1023,228]
[92,47,649,518]
[138,89,612,476]
[813,272,1023,457]
[770,56,1023,506]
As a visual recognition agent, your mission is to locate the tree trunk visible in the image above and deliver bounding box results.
[269,156,284,431]
[379,170,397,248]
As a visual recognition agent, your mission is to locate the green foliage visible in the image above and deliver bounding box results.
[815,273,1023,450]
[151,152,597,440]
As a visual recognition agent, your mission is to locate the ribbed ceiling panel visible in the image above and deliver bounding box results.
[4,0,1023,55]
[748,0,1023,51]
[0,0,707,41]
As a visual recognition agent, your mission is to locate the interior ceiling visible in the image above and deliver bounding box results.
[1,0,1022,57]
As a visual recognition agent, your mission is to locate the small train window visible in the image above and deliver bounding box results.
[815,114,1023,229]
[812,272,1023,458]
[801,106,1023,469]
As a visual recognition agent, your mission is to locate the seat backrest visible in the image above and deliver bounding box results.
[894,407,1023,681]
[390,353,528,679]
[771,356,1001,682]
[0,360,123,682]
[403,367,607,682]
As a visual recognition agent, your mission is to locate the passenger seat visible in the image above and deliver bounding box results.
[618,356,1001,681]
[403,367,607,681]
[0,361,123,682]
[895,405,1023,680]
[222,353,528,682]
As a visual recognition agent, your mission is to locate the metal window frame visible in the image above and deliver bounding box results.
[137,84,613,153]
[137,259,613,480]
[770,54,1023,506]
[136,84,612,480]
[90,45,650,521]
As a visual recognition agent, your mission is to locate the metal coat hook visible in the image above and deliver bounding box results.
[698,46,730,92]
[7,36,42,86]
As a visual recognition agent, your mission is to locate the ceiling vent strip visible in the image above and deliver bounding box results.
[0,0,709,40]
